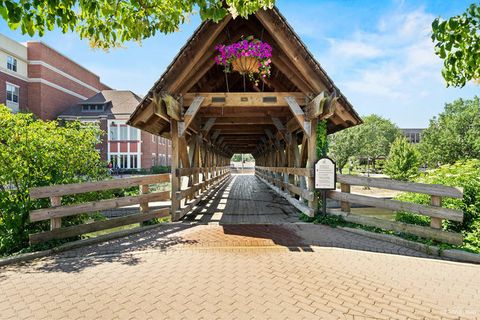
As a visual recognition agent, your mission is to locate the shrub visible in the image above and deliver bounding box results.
[395,159,480,251]
[151,165,171,174]
[0,105,111,256]
[384,137,420,181]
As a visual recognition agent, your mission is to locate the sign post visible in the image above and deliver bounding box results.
[314,157,336,215]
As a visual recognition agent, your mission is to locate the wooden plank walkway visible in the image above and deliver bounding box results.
[183,174,301,224]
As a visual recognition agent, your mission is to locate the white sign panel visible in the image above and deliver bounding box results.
[315,158,336,190]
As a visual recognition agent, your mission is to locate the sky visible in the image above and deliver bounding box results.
[0,0,478,128]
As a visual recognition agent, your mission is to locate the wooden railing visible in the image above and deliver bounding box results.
[255,166,314,216]
[174,166,231,219]
[255,167,464,245]
[28,174,171,244]
[330,174,464,245]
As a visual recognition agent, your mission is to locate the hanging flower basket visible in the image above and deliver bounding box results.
[215,35,272,85]
[231,56,260,74]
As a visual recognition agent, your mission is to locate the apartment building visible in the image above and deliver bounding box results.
[59,90,172,170]
[1,33,171,170]
[402,128,424,144]
[0,33,109,119]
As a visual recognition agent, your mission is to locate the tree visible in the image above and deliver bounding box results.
[231,154,254,162]
[384,137,420,181]
[328,114,401,173]
[0,105,109,255]
[0,0,275,49]
[418,96,480,167]
[431,3,480,87]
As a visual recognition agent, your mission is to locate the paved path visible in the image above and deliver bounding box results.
[1,223,480,319]
[183,174,300,224]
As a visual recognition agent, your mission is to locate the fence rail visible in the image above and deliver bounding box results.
[174,166,231,219]
[28,174,171,244]
[255,166,464,245]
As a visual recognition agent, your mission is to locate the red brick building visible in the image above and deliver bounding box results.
[0,34,109,118]
[59,90,172,170]
[1,33,171,170]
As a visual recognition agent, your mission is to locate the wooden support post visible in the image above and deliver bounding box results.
[307,119,318,216]
[340,183,351,214]
[139,184,149,225]
[171,120,181,221]
[430,195,442,229]
[50,196,62,230]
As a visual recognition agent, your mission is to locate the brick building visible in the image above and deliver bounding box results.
[1,33,171,170]
[59,90,172,170]
[0,33,110,118]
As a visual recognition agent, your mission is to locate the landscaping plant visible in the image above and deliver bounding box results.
[384,136,420,181]
[0,105,110,256]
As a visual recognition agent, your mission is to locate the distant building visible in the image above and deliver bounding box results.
[402,128,424,144]
[59,90,172,170]
[0,33,110,119]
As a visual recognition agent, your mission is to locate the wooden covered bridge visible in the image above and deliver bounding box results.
[26,7,465,249]
[127,7,362,221]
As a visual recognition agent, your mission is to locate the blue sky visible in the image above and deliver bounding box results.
[0,0,478,127]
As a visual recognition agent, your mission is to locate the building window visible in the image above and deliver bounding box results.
[6,83,19,109]
[152,153,156,166]
[130,155,138,169]
[82,104,104,112]
[130,127,138,140]
[152,135,156,143]
[109,124,118,141]
[119,126,128,140]
[7,56,17,72]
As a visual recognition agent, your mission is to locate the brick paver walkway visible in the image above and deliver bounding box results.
[1,224,479,319]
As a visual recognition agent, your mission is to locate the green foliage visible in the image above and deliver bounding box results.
[0,105,110,256]
[395,159,480,252]
[431,3,480,87]
[231,153,254,162]
[0,0,275,49]
[418,97,480,166]
[316,120,328,158]
[384,137,420,181]
[328,114,401,172]
[151,165,171,174]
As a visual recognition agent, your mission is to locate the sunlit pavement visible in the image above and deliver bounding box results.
[1,223,479,319]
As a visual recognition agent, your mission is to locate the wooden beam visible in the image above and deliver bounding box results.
[184,92,306,108]
[179,96,205,137]
[304,91,329,120]
[163,94,181,121]
[201,117,216,136]
[284,96,311,137]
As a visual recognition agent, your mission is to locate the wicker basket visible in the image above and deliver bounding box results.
[231,56,260,74]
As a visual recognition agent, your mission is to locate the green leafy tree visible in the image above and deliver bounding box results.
[418,96,480,167]
[0,105,109,255]
[384,137,420,181]
[231,154,254,162]
[0,0,275,49]
[328,115,401,173]
[431,3,480,87]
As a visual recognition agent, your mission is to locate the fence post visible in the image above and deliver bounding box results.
[139,184,149,213]
[50,196,62,230]
[430,195,442,229]
[340,183,351,214]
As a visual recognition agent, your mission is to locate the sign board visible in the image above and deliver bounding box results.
[315,157,336,190]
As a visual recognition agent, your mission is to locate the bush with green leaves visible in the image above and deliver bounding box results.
[384,137,420,181]
[0,105,111,256]
[395,159,480,252]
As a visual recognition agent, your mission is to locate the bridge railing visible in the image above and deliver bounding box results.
[174,166,231,219]
[255,166,464,245]
[331,174,464,245]
[255,166,314,217]
[28,174,171,244]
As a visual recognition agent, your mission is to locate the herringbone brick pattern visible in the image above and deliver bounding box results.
[1,224,479,319]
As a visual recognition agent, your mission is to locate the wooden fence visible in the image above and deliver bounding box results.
[28,174,171,244]
[255,166,314,217]
[174,166,231,219]
[255,166,464,245]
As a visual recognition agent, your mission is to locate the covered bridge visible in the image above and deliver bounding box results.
[128,7,362,221]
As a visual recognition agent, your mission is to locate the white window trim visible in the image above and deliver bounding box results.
[6,82,20,105]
